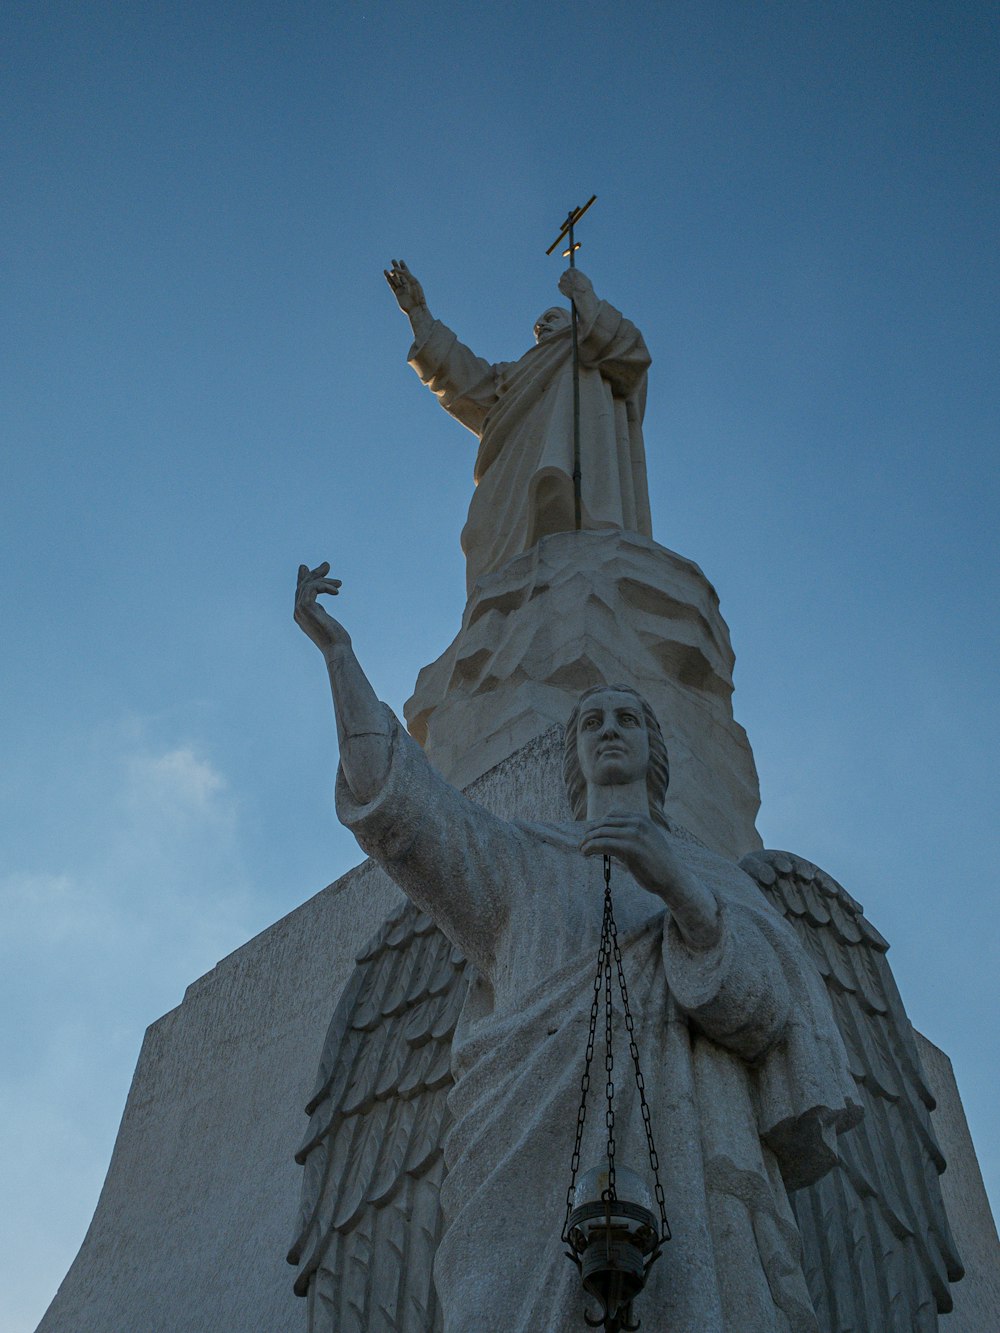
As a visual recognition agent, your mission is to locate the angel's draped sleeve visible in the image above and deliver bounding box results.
[335,709,523,974]
[661,899,791,1061]
[660,852,862,1188]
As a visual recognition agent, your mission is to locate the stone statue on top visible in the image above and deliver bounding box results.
[384,259,652,593]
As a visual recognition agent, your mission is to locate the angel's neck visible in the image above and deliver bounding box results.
[585,780,649,821]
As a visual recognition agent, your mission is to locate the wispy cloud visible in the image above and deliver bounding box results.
[128,744,229,812]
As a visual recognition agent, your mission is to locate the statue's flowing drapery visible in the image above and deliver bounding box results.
[409,299,652,592]
[337,715,860,1333]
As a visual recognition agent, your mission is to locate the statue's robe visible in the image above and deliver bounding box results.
[338,716,861,1333]
[408,300,652,593]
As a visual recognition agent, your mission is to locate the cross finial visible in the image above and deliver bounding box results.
[545,195,597,267]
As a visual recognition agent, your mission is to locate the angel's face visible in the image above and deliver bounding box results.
[576,689,650,790]
[533,306,571,343]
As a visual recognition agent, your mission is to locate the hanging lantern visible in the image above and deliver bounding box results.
[566,1165,660,1330]
[561,857,670,1332]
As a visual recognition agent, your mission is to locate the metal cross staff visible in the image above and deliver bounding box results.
[546,194,597,531]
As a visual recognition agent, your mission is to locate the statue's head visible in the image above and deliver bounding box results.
[533,306,572,344]
[563,685,670,824]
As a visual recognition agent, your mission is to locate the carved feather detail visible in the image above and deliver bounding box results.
[740,849,964,1331]
[288,898,470,1330]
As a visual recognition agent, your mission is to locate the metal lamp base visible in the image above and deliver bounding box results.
[567,1200,661,1332]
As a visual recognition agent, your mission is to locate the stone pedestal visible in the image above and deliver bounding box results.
[406,529,762,861]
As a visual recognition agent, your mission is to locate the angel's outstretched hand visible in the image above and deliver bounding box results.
[294,562,350,653]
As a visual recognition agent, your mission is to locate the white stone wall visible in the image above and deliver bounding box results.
[38,858,402,1333]
[914,1033,1000,1330]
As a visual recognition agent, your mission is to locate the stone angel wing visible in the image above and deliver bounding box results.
[288,899,470,1332]
[739,849,964,1332]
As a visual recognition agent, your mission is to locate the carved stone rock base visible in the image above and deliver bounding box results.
[406,529,762,861]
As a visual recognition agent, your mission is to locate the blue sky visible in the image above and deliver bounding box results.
[2,3,997,1328]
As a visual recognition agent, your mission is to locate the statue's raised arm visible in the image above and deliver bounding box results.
[293,563,390,804]
[383,258,434,344]
[385,257,654,592]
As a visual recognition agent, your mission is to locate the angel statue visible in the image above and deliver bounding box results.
[288,564,963,1332]
[384,258,652,593]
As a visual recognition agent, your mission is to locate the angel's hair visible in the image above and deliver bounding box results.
[563,684,670,825]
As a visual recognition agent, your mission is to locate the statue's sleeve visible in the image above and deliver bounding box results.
[662,889,860,1188]
[407,319,502,436]
[661,899,791,1062]
[335,710,524,974]
[576,299,651,401]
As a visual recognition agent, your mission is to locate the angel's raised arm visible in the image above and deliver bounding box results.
[294,564,391,804]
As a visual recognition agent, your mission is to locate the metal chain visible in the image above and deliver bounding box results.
[607,878,671,1241]
[562,853,672,1244]
[602,855,617,1200]
[561,897,609,1241]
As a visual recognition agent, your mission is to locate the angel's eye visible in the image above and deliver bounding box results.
[581,715,600,730]
[620,713,639,727]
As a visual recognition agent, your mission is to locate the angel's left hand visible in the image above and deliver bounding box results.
[580,812,678,895]
[581,812,721,948]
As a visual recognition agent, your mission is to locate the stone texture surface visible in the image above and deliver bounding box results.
[37,860,402,1333]
[740,851,964,1327]
[406,528,763,862]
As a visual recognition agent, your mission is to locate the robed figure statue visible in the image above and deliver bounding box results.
[290,563,872,1333]
[385,260,652,592]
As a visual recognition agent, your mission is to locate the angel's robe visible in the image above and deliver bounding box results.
[337,715,861,1333]
[408,297,652,593]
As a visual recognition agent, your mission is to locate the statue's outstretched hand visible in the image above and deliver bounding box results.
[294,562,350,653]
[384,259,427,314]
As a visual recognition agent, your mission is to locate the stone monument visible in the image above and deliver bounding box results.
[37,242,998,1332]
[285,251,974,1332]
